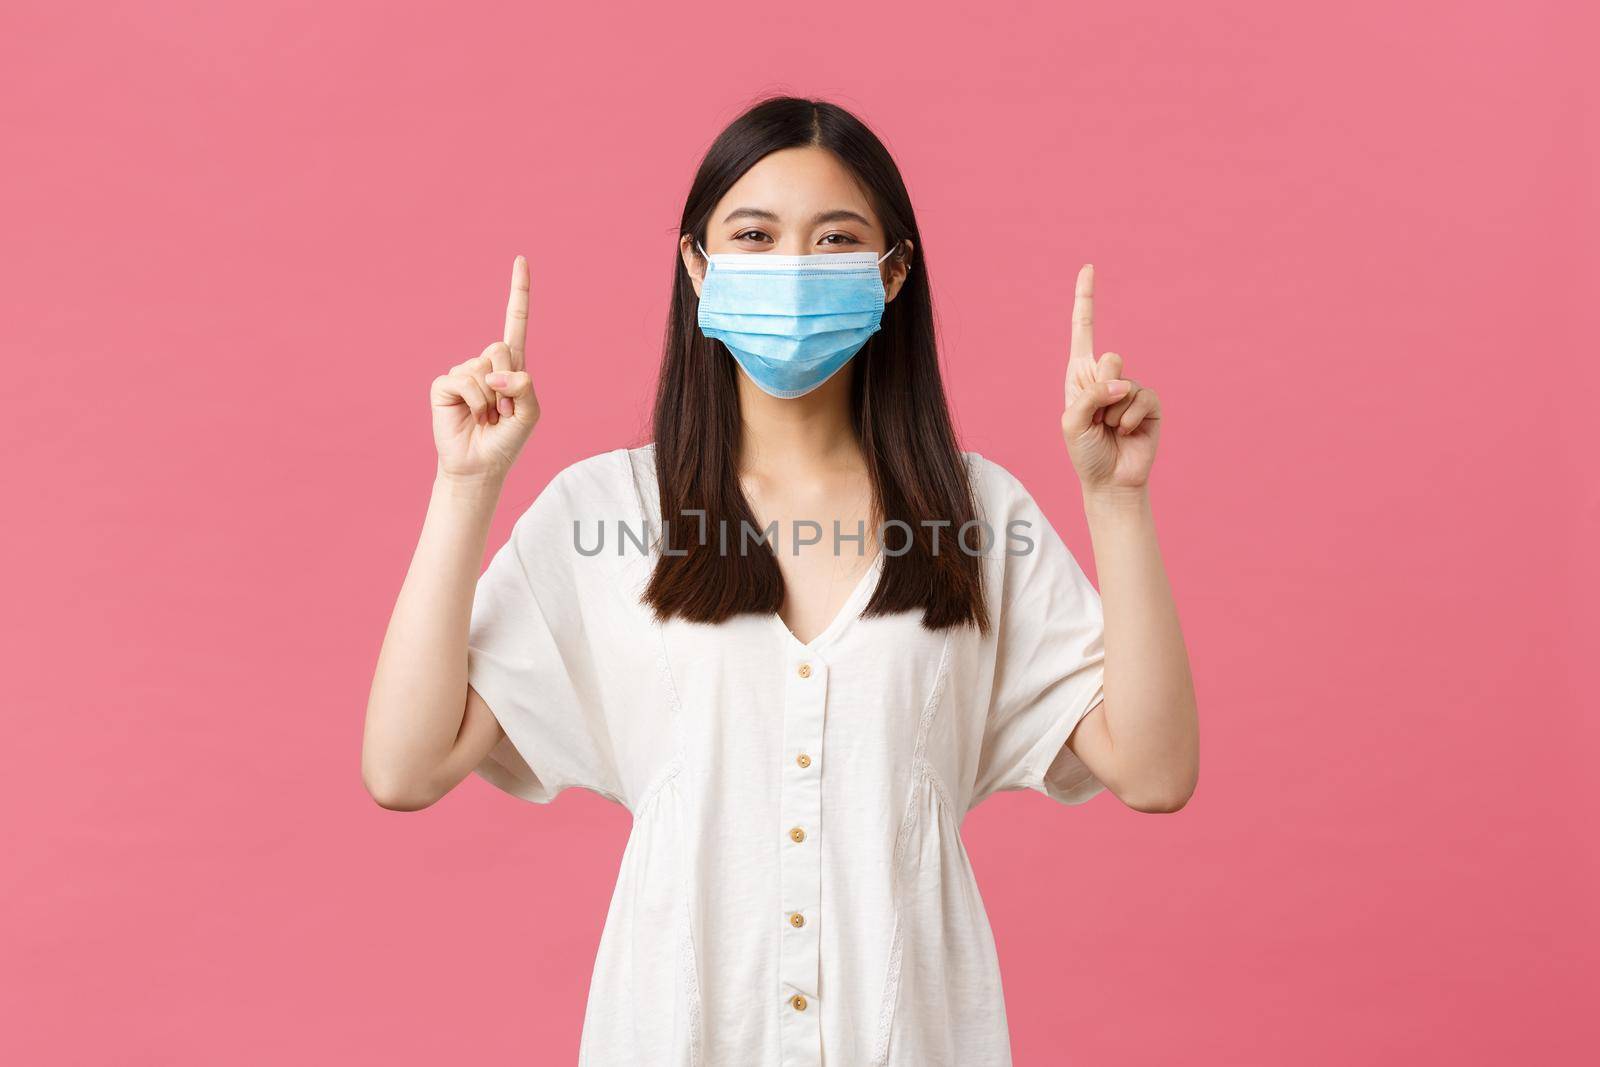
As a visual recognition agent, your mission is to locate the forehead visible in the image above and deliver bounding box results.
[713,146,878,224]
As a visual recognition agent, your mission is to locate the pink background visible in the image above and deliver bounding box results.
[3,0,1595,1063]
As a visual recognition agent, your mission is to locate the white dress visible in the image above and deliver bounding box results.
[466,444,1107,1067]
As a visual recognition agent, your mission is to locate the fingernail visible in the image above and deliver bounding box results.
[1107,380,1130,398]
[498,397,512,417]
[487,372,507,388]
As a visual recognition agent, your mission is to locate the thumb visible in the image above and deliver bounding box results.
[486,370,533,400]
[1061,378,1130,438]
[485,370,539,426]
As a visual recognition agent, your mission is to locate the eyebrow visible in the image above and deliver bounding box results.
[721,206,874,228]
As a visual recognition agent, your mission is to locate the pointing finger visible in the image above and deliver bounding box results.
[1069,264,1095,366]
[503,255,529,372]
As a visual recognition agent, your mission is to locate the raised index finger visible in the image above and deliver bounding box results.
[1069,263,1095,365]
[503,254,529,371]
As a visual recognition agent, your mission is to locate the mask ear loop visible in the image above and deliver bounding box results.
[876,240,901,265]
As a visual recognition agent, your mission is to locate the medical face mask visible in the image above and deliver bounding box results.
[694,239,899,399]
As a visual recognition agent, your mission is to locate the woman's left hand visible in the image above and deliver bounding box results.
[1060,264,1162,493]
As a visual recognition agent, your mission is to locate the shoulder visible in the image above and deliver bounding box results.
[961,450,1038,521]
[547,444,651,500]
[530,444,655,507]
[508,444,657,535]
[959,450,1084,574]
[498,445,660,594]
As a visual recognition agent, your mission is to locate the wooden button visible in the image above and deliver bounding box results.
[797,662,812,679]
[791,994,808,1012]
[796,753,812,768]
[789,912,805,928]
[788,826,806,844]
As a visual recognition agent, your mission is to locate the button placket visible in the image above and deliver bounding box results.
[778,652,826,1066]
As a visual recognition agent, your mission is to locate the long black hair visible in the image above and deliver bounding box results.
[644,96,988,634]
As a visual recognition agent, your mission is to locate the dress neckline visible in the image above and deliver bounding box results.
[770,550,884,654]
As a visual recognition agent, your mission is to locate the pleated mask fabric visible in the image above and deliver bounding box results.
[695,241,898,398]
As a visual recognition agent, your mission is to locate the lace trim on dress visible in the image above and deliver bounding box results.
[869,631,955,1066]
[620,446,705,1064]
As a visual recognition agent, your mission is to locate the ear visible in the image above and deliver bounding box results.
[882,238,914,304]
[680,233,707,297]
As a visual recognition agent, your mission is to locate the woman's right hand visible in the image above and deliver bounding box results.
[431,255,541,481]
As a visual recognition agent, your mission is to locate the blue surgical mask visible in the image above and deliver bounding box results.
[694,239,900,399]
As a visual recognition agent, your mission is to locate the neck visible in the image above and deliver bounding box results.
[735,366,863,476]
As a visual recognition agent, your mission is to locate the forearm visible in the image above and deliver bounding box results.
[1082,486,1199,805]
[361,469,504,802]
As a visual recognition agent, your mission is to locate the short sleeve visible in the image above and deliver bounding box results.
[466,466,626,806]
[971,460,1108,808]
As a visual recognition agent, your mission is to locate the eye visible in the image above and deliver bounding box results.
[733,229,773,244]
[819,233,862,247]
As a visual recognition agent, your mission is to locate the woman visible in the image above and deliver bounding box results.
[363,96,1198,1066]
